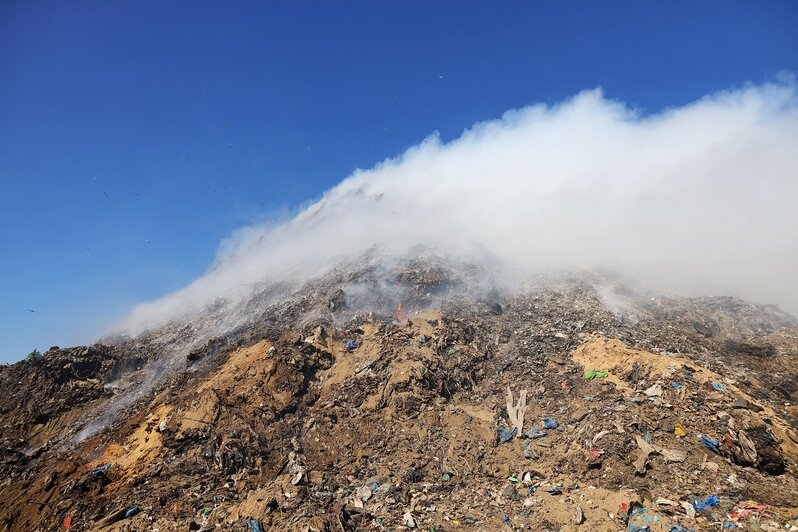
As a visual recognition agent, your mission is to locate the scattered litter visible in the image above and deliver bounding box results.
[355,360,374,374]
[543,417,559,429]
[287,451,307,485]
[587,448,604,458]
[634,434,657,473]
[498,426,517,443]
[659,447,687,463]
[584,370,609,380]
[91,463,111,477]
[711,382,729,393]
[356,485,373,501]
[344,339,358,351]
[525,428,547,439]
[5,273,798,531]
[692,495,719,511]
[245,519,264,532]
[680,500,696,519]
[643,383,663,397]
[592,430,610,444]
[522,441,539,460]
[627,506,662,532]
[730,500,771,521]
[700,435,720,453]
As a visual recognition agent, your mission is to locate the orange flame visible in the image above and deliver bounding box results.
[395,302,408,323]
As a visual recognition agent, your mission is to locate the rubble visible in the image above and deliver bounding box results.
[0,259,797,530]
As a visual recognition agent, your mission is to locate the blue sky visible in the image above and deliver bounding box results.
[0,1,796,362]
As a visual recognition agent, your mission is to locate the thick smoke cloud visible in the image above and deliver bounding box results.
[117,79,798,335]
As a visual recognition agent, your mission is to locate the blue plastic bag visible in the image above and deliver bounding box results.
[246,519,264,532]
[692,495,719,511]
[543,417,559,429]
[525,428,547,439]
[700,435,720,453]
[498,426,517,443]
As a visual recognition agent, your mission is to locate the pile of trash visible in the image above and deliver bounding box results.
[1,258,797,530]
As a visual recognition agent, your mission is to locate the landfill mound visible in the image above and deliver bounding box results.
[2,259,798,531]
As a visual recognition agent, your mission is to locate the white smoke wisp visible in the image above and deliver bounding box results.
[117,79,798,335]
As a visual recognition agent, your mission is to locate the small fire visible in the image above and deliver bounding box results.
[394,302,408,324]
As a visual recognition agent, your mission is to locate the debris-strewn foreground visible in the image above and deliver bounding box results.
[2,260,798,531]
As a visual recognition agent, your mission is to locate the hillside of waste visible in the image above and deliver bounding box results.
[1,258,798,531]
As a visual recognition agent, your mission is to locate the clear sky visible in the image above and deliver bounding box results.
[1,1,796,363]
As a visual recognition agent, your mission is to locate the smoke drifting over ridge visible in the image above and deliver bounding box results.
[118,80,798,335]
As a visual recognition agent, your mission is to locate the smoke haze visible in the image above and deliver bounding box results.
[116,79,798,335]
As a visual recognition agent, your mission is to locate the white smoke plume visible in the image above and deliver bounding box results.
[117,78,798,335]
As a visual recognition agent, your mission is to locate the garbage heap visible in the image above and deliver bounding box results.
[1,264,797,531]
